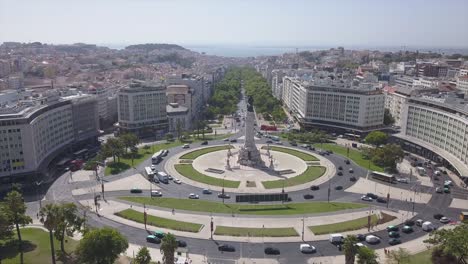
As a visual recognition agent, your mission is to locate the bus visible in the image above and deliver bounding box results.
[151,150,164,164]
[370,171,396,183]
[344,133,361,141]
[144,167,154,180]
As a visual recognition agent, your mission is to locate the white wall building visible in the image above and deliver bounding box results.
[456,76,468,96]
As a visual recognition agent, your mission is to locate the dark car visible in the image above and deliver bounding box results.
[404,220,415,226]
[303,194,314,199]
[177,240,187,247]
[366,193,378,199]
[388,231,400,238]
[345,159,350,164]
[201,141,208,145]
[310,147,315,151]
[402,226,414,233]
[266,140,273,144]
[356,234,366,241]
[337,171,343,176]
[230,139,237,143]
[152,231,165,238]
[146,235,161,244]
[387,225,399,232]
[130,188,143,193]
[218,193,231,199]
[433,213,444,220]
[218,244,235,252]
[377,197,387,203]
[389,238,401,245]
[310,185,320,191]
[326,150,333,154]
[335,186,343,190]
[290,141,298,146]
[264,247,280,255]
[338,166,343,170]
[350,177,357,182]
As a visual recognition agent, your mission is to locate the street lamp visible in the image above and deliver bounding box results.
[222,176,226,204]
[301,216,305,241]
[35,180,43,209]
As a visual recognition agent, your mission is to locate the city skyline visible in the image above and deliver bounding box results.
[1,0,468,48]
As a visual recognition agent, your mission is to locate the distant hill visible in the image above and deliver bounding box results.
[125,43,187,51]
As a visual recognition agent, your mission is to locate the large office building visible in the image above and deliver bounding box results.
[456,75,468,96]
[395,95,468,176]
[282,77,385,133]
[116,80,168,138]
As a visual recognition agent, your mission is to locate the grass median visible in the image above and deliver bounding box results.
[263,146,318,161]
[180,145,233,160]
[262,166,326,189]
[313,143,384,172]
[115,209,203,233]
[174,164,240,188]
[308,212,396,235]
[119,197,366,216]
[214,226,298,237]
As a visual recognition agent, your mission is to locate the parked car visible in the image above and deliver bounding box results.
[361,195,373,202]
[151,190,162,197]
[218,244,235,252]
[303,194,314,199]
[365,235,380,244]
[264,247,280,255]
[223,138,230,141]
[150,165,157,171]
[387,225,399,232]
[310,185,320,191]
[201,141,208,145]
[366,193,379,199]
[388,231,400,238]
[146,235,161,244]
[301,144,310,148]
[444,187,450,193]
[188,193,199,199]
[388,238,401,245]
[202,188,212,194]
[440,217,450,224]
[130,187,142,193]
[299,243,316,253]
[183,144,190,148]
[329,234,344,244]
[404,220,415,226]
[266,140,273,144]
[433,213,444,220]
[173,178,182,184]
[402,226,414,233]
[416,219,424,227]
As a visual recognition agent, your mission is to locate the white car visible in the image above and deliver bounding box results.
[276,141,283,145]
[173,178,182,184]
[365,235,380,244]
[150,165,157,171]
[183,144,190,149]
[355,242,366,247]
[150,190,162,197]
[396,178,409,183]
[440,217,450,223]
[361,195,373,201]
[188,193,199,199]
[299,243,316,253]
[444,180,453,186]
[223,138,230,141]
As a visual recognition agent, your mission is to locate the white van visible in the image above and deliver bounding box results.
[422,221,435,231]
[329,234,344,244]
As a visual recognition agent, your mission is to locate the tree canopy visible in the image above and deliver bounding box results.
[370,144,404,171]
[206,67,242,119]
[365,131,388,146]
[160,233,178,264]
[76,227,128,264]
[424,223,468,264]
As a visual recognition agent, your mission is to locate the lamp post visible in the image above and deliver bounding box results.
[282,178,285,204]
[301,216,305,241]
[222,176,226,204]
[35,180,43,209]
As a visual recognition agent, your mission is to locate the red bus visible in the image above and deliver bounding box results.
[69,159,84,171]
[260,125,277,131]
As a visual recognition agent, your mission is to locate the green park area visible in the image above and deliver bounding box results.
[174,164,241,188]
[0,228,78,264]
[214,226,298,237]
[408,249,433,264]
[115,209,203,233]
[119,197,366,216]
[262,166,326,189]
[313,143,384,172]
[263,146,318,161]
[180,145,233,160]
[308,212,396,235]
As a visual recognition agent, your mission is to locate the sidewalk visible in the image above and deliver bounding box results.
[80,198,408,243]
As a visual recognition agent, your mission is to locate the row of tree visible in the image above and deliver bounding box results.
[205,67,242,120]
[363,131,405,171]
[241,68,287,122]
[286,130,331,144]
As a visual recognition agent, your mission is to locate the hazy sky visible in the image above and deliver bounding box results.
[1,0,467,47]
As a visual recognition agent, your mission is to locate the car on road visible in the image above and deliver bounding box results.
[151,190,162,197]
[387,225,399,232]
[218,193,230,199]
[338,166,343,170]
[177,240,187,247]
[388,231,400,238]
[349,168,354,173]
[130,187,142,193]
[173,178,182,184]
[162,149,169,156]
[440,217,450,223]
[366,193,379,199]
[290,141,298,146]
[402,226,414,233]
[350,177,357,182]
[337,171,343,176]
[188,193,199,199]
[404,220,415,226]
[223,138,230,141]
[396,178,409,183]
[365,235,380,244]
[356,234,366,241]
[301,144,310,149]
[264,247,280,255]
[152,231,165,238]
[361,195,373,202]
[150,165,157,171]
[416,219,424,227]
[335,186,343,190]
[433,213,444,220]
[201,141,208,145]
[303,194,314,199]
[299,243,316,253]
[436,187,443,193]
[146,235,161,244]
[202,188,212,194]
[275,141,283,145]
[388,238,401,245]
[218,244,235,252]
[444,180,453,186]
[182,144,190,148]
[376,197,387,203]
[266,140,273,144]
[230,139,237,143]
[310,185,319,191]
[444,187,450,193]
[345,159,350,164]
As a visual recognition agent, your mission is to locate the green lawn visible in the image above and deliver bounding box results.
[115,209,203,233]
[408,249,433,264]
[309,215,379,235]
[180,145,233,160]
[174,164,240,188]
[262,166,326,189]
[214,226,298,237]
[0,228,78,264]
[119,197,366,216]
[264,146,318,161]
[312,143,384,172]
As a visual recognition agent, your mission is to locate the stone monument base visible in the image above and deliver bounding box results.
[237,146,265,167]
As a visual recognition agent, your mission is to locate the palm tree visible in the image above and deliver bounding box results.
[343,235,359,264]
[135,246,151,264]
[40,204,61,264]
[160,233,178,264]
[4,190,32,264]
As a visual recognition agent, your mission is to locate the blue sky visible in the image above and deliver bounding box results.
[1,0,467,47]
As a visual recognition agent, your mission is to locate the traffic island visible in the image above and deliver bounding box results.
[214,226,299,237]
[261,166,326,189]
[174,164,241,188]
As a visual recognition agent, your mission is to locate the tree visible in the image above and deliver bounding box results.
[135,246,151,264]
[356,246,379,264]
[0,204,13,241]
[384,109,395,126]
[130,146,138,167]
[160,233,177,264]
[119,133,139,154]
[4,190,32,264]
[39,204,61,264]
[365,131,388,146]
[54,203,84,254]
[371,144,404,171]
[386,248,411,264]
[424,223,468,264]
[76,227,128,264]
[164,133,174,142]
[105,138,125,163]
[431,247,458,264]
[343,235,359,264]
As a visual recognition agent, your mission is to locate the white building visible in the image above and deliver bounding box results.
[383,86,411,127]
[456,76,468,96]
[165,74,205,122]
[167,103,189,135]
[116,80,168,138]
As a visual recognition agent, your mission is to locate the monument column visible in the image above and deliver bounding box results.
[237,95,265,167]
